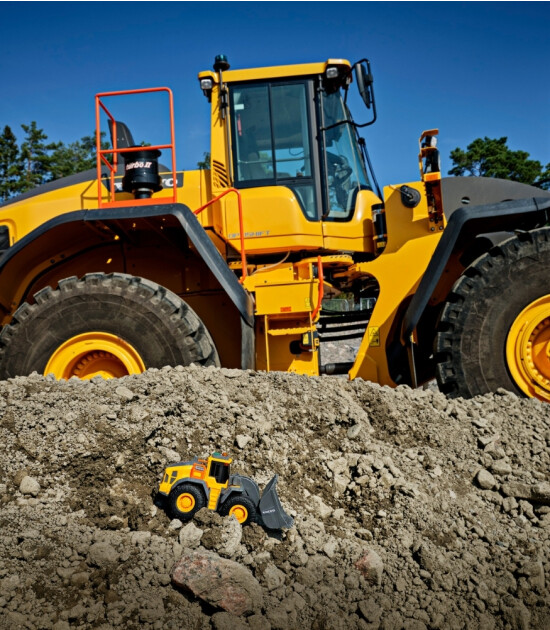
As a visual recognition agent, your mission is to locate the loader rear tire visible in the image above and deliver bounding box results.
[169,483,206,522]
[435,227,550,402]
[0,273,220,380]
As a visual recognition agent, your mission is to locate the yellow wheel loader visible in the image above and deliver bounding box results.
[158,452,293,529]
[1,54,550,400]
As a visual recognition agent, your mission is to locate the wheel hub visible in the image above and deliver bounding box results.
[229,504,248,524]
[176,493,195,512]
[44,332,146,380]
[506,296,550,401]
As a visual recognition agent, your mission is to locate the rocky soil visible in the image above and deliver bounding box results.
[0,363,549,630]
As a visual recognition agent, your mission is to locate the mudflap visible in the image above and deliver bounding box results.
[259,475,294,530]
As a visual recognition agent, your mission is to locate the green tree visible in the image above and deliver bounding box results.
[449,137,550,189]
[0,125,23,201]
[49,133,109,180]
[19,121,58,192]
[197,151,210,170]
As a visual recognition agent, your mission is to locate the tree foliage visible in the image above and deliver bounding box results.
[197,151,210,170]
[0,123,109,201]
[0,126,21,200]
[449,137,550,189]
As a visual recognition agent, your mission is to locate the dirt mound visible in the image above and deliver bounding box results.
[0,366,549,629]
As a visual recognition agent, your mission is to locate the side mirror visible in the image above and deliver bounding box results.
[354,60,374,110]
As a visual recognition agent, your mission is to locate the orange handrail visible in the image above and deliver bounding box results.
[95,87,177,208]
[194,188,248,280]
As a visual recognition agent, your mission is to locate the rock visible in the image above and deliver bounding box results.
[347,424,362,439]
[87,542,119,567]
[476,469,497,490]
[235,434,252,449]
[501,481,550,501]
[263,563,286,591]
[19,476,40,496]
[13,469,30,487]
[219,514,242,557]
[158,446,181,462]
[310,495,332,519]
[478,434,499,448]
[179,522,203,549]
[355,549,384,586]
[358,599,382,623]
[489,460,512,476]
[115,385,135,401]
[172,549,263,616]
[169,519,183,530]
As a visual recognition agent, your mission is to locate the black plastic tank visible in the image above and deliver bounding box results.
[122,148,162,199]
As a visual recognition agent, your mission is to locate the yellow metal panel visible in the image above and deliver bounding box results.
[158,463,193,495]
[256,316,319,375]
[255,280,318,316]
[349,182,444,386]
[222,186,323,255]
[198,59,351,84]
[322,189,379,253]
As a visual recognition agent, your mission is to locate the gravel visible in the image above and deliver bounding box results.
[0,363,549,629]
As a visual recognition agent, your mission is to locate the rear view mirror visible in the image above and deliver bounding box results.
[354,60,374,110]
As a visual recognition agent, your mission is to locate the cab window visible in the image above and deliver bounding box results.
[230,81,317,220]
[209,461,230,484]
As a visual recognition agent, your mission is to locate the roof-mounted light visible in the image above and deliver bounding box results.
[200,77,213,102]
[326,66,339,79]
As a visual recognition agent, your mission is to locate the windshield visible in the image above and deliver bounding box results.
[321,90,371,220]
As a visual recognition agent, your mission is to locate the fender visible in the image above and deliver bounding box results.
[0,203,255,369]
[402,196,550,343]
[219,474,260,507]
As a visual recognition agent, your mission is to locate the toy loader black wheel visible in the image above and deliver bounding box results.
[169,483,206,522]
[219,495,257,526]
[435,227,550,403]
[0,273,220,380]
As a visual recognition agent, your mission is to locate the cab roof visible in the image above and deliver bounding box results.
[198,59,351,84]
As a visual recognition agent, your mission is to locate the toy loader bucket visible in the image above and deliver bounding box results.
[259,475,294,529]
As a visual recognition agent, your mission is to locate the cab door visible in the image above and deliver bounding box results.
[224,80,324,256]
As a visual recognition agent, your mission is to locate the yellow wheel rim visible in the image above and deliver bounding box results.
[44,332,145,380]
[176,493,195,513]
[229,504,248,524]
[506,295,550,402]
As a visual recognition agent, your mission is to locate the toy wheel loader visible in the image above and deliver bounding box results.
[158,452,294,529]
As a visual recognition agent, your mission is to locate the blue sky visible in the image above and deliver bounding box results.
[1,1,548,188]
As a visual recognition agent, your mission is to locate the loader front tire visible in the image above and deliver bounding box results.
[0,273,220,380]
[435,227,550,402]
[219,495,257,525]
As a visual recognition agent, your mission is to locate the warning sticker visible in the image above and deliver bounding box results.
[368,327,380,347]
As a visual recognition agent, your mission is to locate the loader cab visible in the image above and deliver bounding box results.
[199,58,381,256]
[207,452,231,485]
